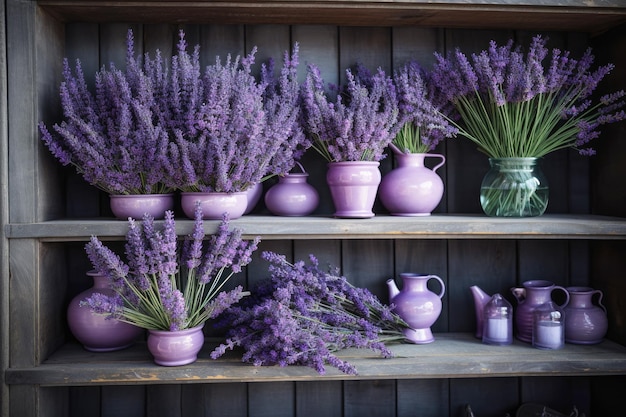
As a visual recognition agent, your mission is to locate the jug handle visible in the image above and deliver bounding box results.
[553,286,570,308]
[511,287,525,302]
[426,153,446,172]
[428,275,446,299]
[593,289,607,313]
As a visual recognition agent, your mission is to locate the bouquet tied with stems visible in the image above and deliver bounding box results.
[211,251,411,375]
[390,60,458,155]
[82,204,260,331]
[301,63,399,162]
[151,31,308,193]
[430,35,626,216]
[39,30,178,195]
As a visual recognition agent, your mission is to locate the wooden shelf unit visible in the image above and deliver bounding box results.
[3,1,626,416]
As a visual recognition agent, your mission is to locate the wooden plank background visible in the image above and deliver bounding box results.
[7,14,626,417]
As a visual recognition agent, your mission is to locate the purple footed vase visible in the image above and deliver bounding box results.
[564,286,608,344]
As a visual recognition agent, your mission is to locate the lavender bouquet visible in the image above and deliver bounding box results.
[301,63,399,162]
[160,32,307,193]
[211,251,410,375]
[82,205,260,331]
[430,35,625,158]
[390,61,458,154]
[430,35,625,216]
[39,31,177,195]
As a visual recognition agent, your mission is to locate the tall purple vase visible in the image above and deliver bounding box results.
[326,161,381,218]
[379,151,445,216]
[67,270,143,352]
[511,280,569,343]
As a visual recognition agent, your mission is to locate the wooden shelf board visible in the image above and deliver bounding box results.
[5,214,626,241]
[6,333,626,386]
[37,1,626,33]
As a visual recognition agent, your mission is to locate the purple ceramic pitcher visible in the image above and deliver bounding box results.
[511,280,569,343]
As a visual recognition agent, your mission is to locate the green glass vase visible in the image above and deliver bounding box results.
[480,157,548,217]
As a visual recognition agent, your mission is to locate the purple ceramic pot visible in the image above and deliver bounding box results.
[67,270,143,352]
[181,192,247,220]
[109,193,174,220]
[564,286,608,344]
[379,152,445,216]
[147,324,205,366]
[326,161,381,218]
[265,172,319,216]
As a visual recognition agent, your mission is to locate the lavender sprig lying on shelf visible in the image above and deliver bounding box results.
[211,251,410,375]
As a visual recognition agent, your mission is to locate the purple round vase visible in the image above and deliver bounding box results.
[379,152,445,216]
[109,193,174,220]
[564,286,608,344]
[265,172,319,216]
[326,161,381,218]
[147,324,205,366]
[67,270,143,352]
[181,192,247,220]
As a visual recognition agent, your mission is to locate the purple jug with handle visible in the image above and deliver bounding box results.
[511,280,569,343]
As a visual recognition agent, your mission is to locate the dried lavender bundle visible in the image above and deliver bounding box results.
[211,251,410,375]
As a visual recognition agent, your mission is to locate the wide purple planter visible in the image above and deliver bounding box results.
[564,286,608,344]
[109,193,174,220]
[265,172,319,216]
[67,270,143,352]
[326,161,381,218]
[379,152,445,216]
[181,192,247,220]
[147,324,205,366]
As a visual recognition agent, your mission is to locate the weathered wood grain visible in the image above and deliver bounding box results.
[7,334,626,386]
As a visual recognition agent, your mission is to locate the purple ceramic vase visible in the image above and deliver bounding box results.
[265,165,319,216]
[387,273,445,344]
[109,193,174,220]
[326,161,381,218]
[181,191,247,220]
[147,324,205,366]
[379,151,445,216]
[564,286,608,344]
[67,270,143,352]
[511,280,569,343]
